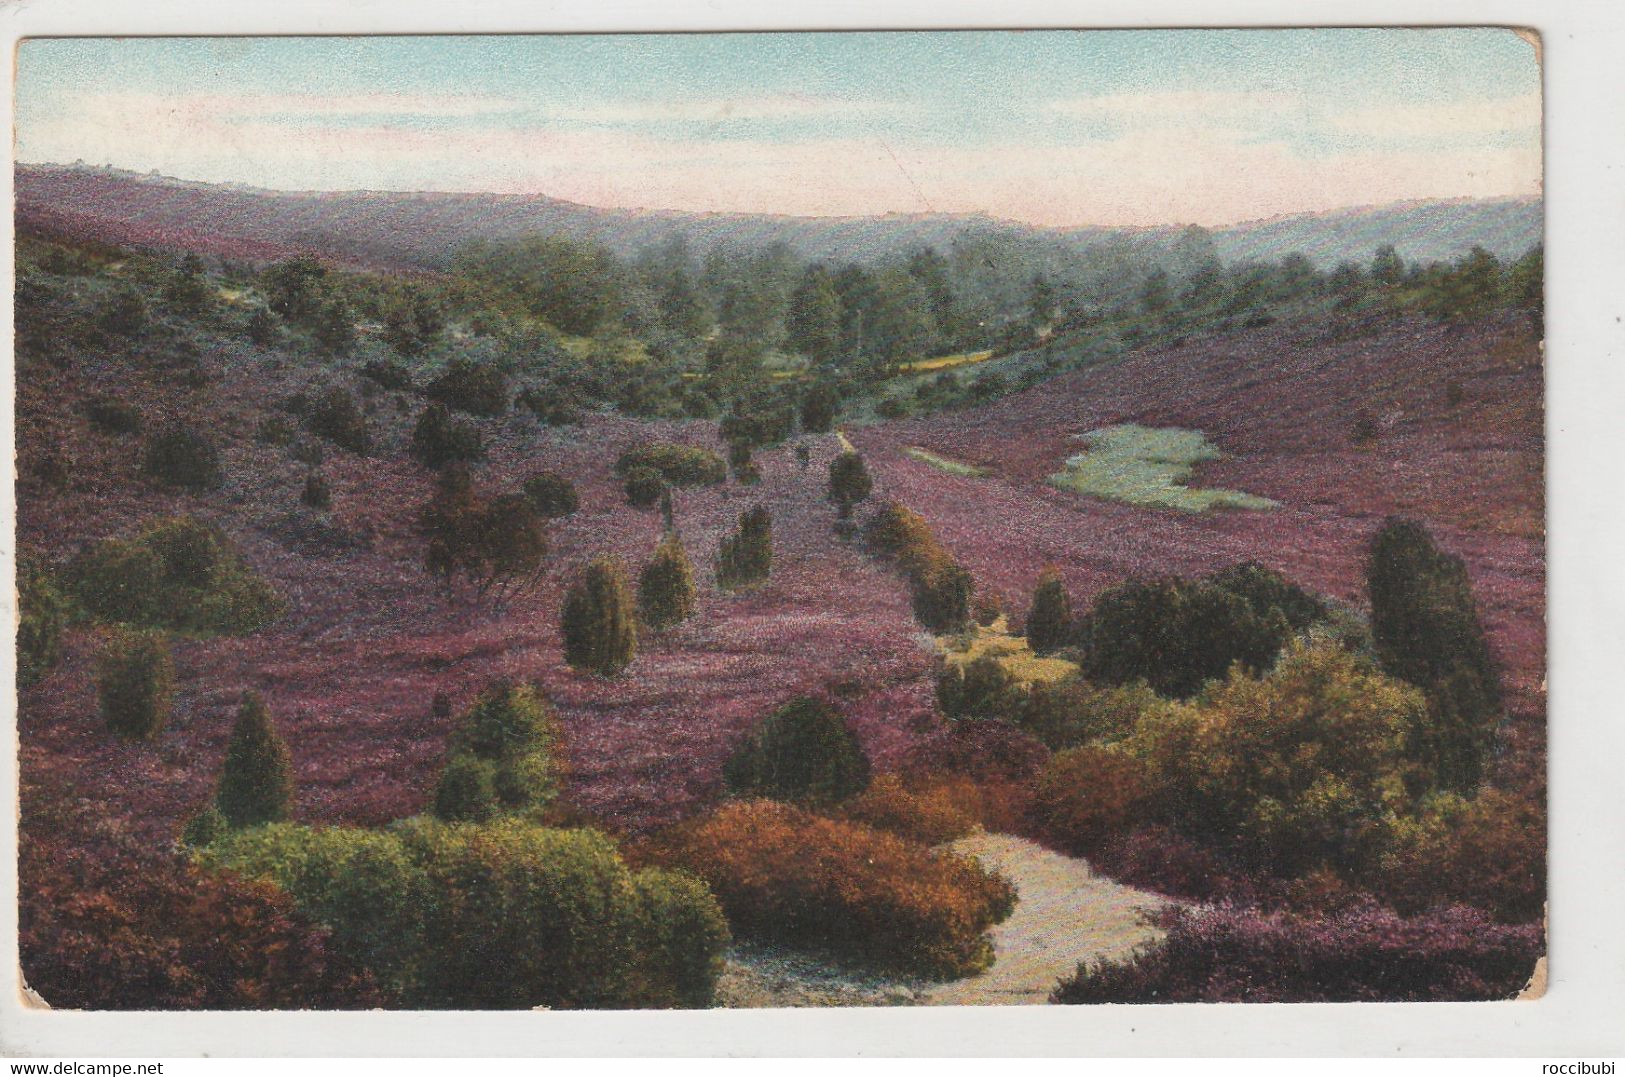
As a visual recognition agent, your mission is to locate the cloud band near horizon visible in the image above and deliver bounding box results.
[13,30,1542,228]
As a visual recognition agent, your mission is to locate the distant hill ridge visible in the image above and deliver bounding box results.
[14,162,1542,272]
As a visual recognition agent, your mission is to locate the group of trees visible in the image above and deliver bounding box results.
[432,682,564,824]
[863,501,975,633]
[418,466,550,606]
[1131,234,1544,332]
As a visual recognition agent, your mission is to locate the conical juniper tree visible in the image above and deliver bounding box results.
[1025,567,1074,655]
[215,691,296,827]
[716,506,772,591]
[1366,517,1503,792]
[639,531,697,630]
[561,556,638,675]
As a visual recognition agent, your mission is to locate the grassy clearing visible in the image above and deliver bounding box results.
[904,447,988,477]
[900,349,995,373]
[939,617,1078,685]
[1048,424,1276,513]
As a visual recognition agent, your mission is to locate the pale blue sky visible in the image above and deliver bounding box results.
[14,30,1542,226]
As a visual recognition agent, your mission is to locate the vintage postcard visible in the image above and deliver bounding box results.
[10,28,1546,1016]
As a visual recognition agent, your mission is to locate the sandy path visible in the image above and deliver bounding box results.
[715,830,1168,1007]
[923,832,1168,1006]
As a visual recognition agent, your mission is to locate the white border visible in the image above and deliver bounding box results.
[2,0,1621,1059]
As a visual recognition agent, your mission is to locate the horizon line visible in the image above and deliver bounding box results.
[15,159,1544,235]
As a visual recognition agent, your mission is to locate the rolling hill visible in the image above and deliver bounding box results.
[15,162,1541,272]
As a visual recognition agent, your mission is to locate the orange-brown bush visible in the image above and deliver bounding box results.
[1032,744,1154,857]
[654,800,1014,978]
[839,774,977,846]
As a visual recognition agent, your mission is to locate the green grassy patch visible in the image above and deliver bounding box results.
[904,447,988,477]
[939,616,1079,686]
[900,348,995,373]
[1048,424,1276,513]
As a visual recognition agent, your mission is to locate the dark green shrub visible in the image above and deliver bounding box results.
[179,804,229,848]
[515,385,581,426]
[433,754,498,823]
[799,382,840,433]
[313,298,355,357]
[381,290,443,356]
[410,403,484,469]
[290,439,325,466]
[614,443,726,488]
[420,473,548,605]
[428,357,508,417]
[522,472,578,518]
[1082,575,1294,699]
[1367,518,1502,793]
[639,531,697,630]
[245,306,278,345]
[722,696,871,806]
[142,426,222,490]
[361,358,415,391]
[255,416,294,446]
[434,681,563,823]
[305,387,371,454]
[623,466,666,509]
[1208,561,1328,632]
[301,471,331,510]
[215,692,296,828]
[863,501,974,633]
[214,820,725,1008]
[295,467,329,510]
[912,560,974,634]
[716,506,772,591]
[85,395,144,436]
[163,254,212,316]
[1024,567,1073,655]
[97,629,175,741]
[1016,676,1164,750]
[100,286,148,338]
[936,655,1022,720]
[17,562,68,689]
[143,515,222,589]
[719,395,796,450]
[561,556,638,676]
[629,868,732,1008]
[70,516,284,635]
[262,255,327,325]
[70,540,166,625]
[827,451,873,518]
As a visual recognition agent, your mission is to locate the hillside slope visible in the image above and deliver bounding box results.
[848,311,1545,716]
[16,163,1540,271]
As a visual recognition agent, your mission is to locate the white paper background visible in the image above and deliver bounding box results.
[1,0,1619,1059]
